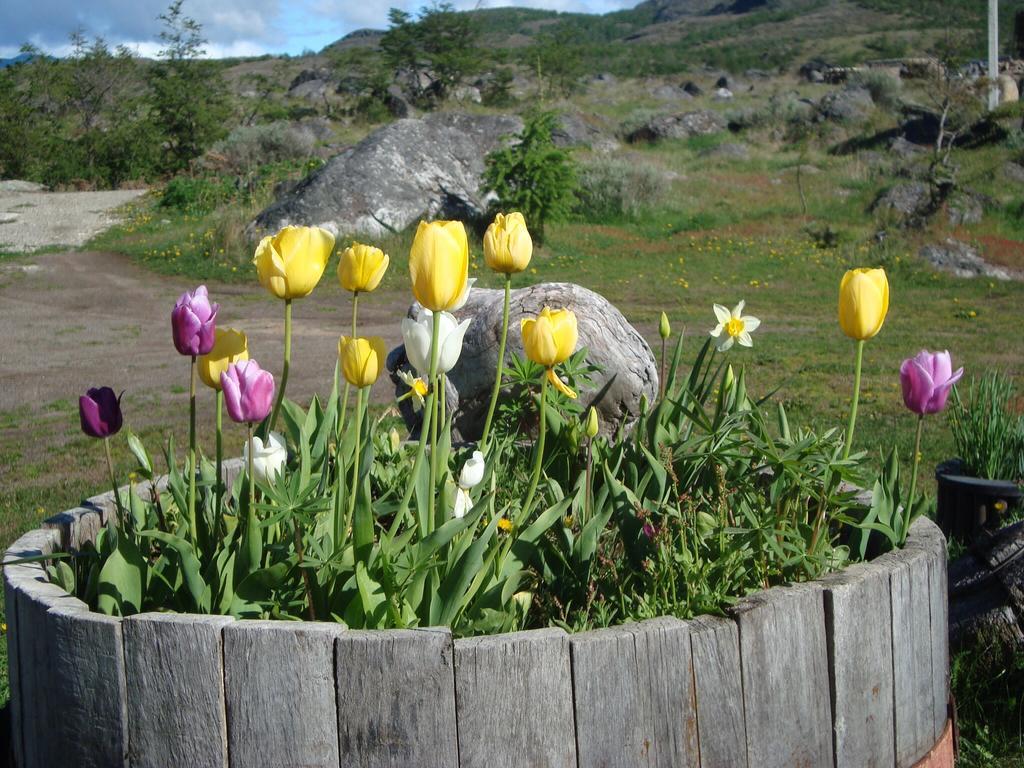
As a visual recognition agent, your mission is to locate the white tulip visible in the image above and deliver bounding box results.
[450,277,476,311]
[401,310,471,377]
[453,450,485,519]
[459,450,485,489]
[243,432,287,483]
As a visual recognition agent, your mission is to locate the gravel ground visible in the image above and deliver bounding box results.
[0,188,147,252]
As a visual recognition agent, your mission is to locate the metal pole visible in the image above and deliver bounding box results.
[989,0,1000,110]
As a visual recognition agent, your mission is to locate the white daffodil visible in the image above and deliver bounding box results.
[453,450,485,519]
[709,300,760,352]
[397,369,429,412]
[449,277,477,311]
[401,309,472,376]
[243,431,287,482]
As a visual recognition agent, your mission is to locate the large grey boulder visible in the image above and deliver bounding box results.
[552,113,619,153]
[624,110,726,143]
[387,283,659,441]
[251,112,522,238]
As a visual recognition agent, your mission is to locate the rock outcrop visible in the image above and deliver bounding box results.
[251,112,522,238]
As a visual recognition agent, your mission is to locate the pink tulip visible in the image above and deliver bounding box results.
[221,360,275,424]
[172,285,218,356]
[899,350,964,415]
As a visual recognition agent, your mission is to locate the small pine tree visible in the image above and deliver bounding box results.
[148,0,229,173]
[483,111,577,245]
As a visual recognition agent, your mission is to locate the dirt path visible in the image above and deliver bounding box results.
[0,189,148,253]
[0,249,408,414]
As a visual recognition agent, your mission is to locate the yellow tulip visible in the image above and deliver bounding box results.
[483,212,533,274]
[521,306,578,399]
[521,306,578,367]
[338,242,389,294]
[254,225,335,300]
[338,335,387,388]
[838,268,889,340]
[197,329,248,390]
[408,220,469,312]
[585,406,600,438]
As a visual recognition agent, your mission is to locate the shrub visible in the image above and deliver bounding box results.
[575,156,669,220]
[208,122,317,174]
[159,175,235,214]
[848,70,902,111]
[483,111,577,244]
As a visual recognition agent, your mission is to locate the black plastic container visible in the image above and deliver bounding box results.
[935,459,1023,541]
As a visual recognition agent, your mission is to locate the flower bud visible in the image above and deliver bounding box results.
[585,406,600,438]
[659,311,671,340]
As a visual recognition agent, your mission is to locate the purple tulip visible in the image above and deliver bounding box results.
[642,520,656,539]
[79,387,123,439]
[899,350,964,415]
[221,360,275,424]
[172,285,219,356]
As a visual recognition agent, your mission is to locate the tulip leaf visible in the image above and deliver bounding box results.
[127,431,154,478]
[433,512,501,627]
[96,531,148,616]
[355,561,388,627]
[138,529,209,612]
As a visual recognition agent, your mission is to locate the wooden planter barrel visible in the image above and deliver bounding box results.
[4,475,952,768]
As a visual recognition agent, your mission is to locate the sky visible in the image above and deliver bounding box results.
[0,0,636,60]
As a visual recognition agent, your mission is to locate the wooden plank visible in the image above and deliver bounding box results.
[46,601,128,767]
[884,543,935,767]
[5,529,62,768]
[44,506,102,551]
[732,582,833,768]
[823,562,895,768]
[907,518,950,744]
[124,612,234,768]
[224,620,345,768]
[570,617,698,768]
[454,627,577,768]
[334,627,458,767]
[688,615,747,768]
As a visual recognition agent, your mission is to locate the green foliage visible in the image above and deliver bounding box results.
[208,122,317,174]
[948,373,1024,483]
[380,2,483,105]
[575,157,669,221]
[529,27,586,98]
[847,70,902,111]
[951,634,1024,767]
[147,0,230,173]
[483,111,577,244]
[158,175,236,215]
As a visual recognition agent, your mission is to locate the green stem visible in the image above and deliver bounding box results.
[338,292,359,442]
[269,298,292,433]
[347,387,364,533]
[907,414,924,511]
[523,373,549,514]
[481,274,512,446]
[246,422,260,571]
[430,370,440,529]
[585,437,593,527]
[399,312,442,533]
[103,437,124,523]
[215,390,223,530]
[660,337,667,400]
[842,340,865,460]
[188,355,197,544]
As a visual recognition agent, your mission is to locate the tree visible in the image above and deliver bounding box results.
[531,27,585,99]
[483,111,577,245]
[148,0,229,173]
[380,3,482,106]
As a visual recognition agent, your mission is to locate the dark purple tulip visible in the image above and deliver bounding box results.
[642,520,656,539]
[221,360,275,424]
[172,285,219,356]
[79,387,123,439]
[900,350,964,415]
